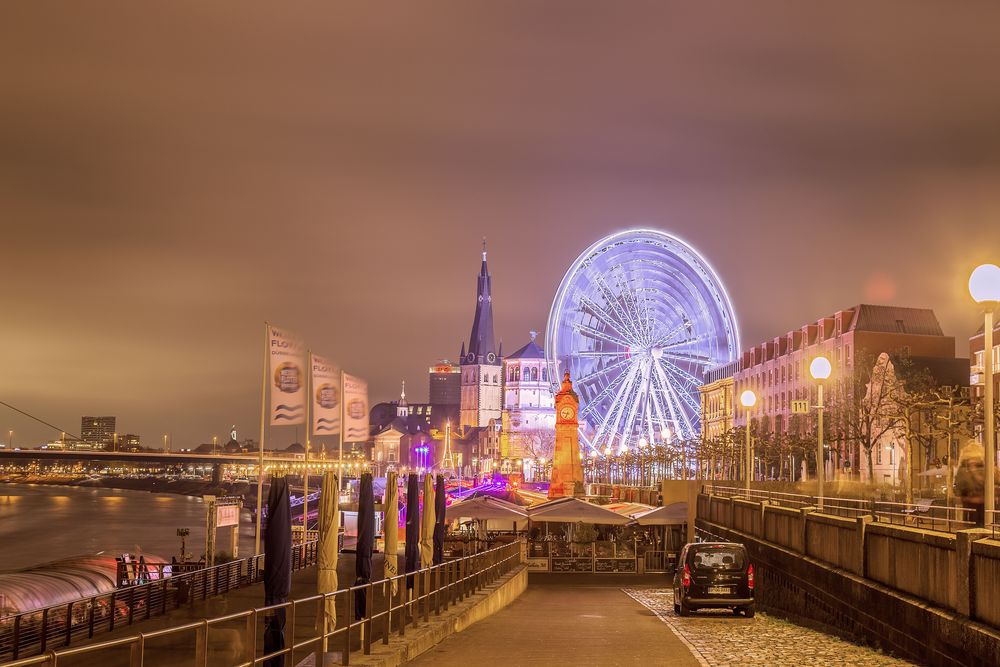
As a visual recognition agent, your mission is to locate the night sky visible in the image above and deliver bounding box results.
[3,2,1000,448]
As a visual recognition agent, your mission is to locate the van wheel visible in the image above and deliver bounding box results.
[678,601,691,617]
[743,606,755,618]
[674,603,680,614]
[732,607,741,616]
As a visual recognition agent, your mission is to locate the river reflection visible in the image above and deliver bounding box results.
[0,484,256,570]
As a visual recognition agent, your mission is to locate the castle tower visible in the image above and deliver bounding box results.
[459,242,503,428]
[549,372,584,499]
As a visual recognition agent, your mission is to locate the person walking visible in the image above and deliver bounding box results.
[955,441,986,527]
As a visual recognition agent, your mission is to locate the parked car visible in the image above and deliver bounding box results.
[672,542,755,617]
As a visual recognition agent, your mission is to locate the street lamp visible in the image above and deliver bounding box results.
[810,356,832,509]
[740,390,757,492]
[970,263,1000,524]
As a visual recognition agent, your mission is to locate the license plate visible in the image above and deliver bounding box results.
[708,586,731,595]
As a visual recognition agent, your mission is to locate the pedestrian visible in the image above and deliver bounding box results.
[954,441,986,527]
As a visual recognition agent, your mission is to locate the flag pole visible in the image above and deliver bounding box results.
[304,351,311,540]
[255,322,269,555]
[339,369,346,491]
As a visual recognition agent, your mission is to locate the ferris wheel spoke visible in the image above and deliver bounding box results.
[576,294,635,343]
[649,360,689,438]
[571,350,630,358]
[579,369,628,418]
[619,363,654,448]
[571,322,633,348]
[591,270,645,344]
[573,356,631,386]
[659,358,707,391]
[610,266,651,346]
[653,361,701,436]
[593,361,642,447]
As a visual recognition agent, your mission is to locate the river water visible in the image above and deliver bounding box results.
[0,483,257,571]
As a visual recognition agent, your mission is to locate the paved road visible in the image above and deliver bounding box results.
[410,575,701,667]
[411,577,917,667]
[625,588,915,667]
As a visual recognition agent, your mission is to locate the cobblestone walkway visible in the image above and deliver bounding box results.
[624,588,916,667]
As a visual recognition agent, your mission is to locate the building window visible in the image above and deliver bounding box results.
[530,367,538,382]
[388,448,398,463]
[877,447,882,465]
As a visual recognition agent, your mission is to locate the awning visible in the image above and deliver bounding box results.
[528,497,633,525]
[633,502,689,525]
[605,502,655,518]
[445,496,528,521]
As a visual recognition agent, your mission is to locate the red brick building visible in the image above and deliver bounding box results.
[733,304,957,476]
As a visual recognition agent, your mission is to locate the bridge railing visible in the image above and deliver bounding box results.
[1,541,523,667]
[703,483,975,533]
[0,542,318,662]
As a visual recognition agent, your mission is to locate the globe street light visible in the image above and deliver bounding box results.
[740,390,757,492]
[810,356,832,510]
[970,263,1000,524]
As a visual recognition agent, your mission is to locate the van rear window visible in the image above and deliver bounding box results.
[689,547,746,571]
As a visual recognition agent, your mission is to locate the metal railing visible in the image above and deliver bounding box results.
[0,542,318,662]
[0,541,522,667]
[703,484,975,534]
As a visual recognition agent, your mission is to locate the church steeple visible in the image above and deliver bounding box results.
[464,239,497,364]
[396,380,408,418]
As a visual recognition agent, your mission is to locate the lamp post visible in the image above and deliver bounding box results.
[810,356,832,510]
[970,263,1000,524]
[740,390,757,492]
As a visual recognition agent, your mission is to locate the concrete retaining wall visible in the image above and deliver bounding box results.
[762,504,804,553]
[866,522,958,610]
[697,492,1000,667]
[973,538,1000,629]
[805,512,862,574]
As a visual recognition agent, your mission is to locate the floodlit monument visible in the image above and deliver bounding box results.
[548,372,584,499]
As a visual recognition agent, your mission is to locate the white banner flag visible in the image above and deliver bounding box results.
[343,373,369,442]
[268,325,306,425]
[311,354,341,437]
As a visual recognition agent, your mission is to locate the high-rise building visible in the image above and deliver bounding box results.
[459,244,503,428]
[81,416,116,449]
[429,360,461,406]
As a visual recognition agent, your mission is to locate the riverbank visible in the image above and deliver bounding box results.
[0,473,256,500]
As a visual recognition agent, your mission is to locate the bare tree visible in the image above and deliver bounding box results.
[830,349,904,485]
[510,428,555,461]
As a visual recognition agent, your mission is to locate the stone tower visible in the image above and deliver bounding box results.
[549,372,584,499]
[459,242,503,428]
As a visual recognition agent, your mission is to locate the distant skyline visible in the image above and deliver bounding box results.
[2,3,1000,447]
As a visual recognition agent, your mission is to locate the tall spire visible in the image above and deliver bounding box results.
[400,380,406,402]
[464,239,497,363]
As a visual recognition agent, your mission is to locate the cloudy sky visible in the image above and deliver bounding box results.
[2,2,1000,448]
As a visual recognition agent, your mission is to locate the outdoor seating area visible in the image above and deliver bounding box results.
[443,493,689,574]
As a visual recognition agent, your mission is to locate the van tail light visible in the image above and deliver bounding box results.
[747,563,755,590]
[682,563,691,590]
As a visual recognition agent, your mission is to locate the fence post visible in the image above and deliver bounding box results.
[956,528,991,618]
[286,601,296,667]
[195,620,208,667]
[343,588,352,666]
[129,636,144,667]
[246,609,258,666]
[382,579,390,645]
[65,602,74,647]
[12,614,20,659]
[364,582,373,655]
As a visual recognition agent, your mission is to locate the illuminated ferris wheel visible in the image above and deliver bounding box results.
[545,229,740,452]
